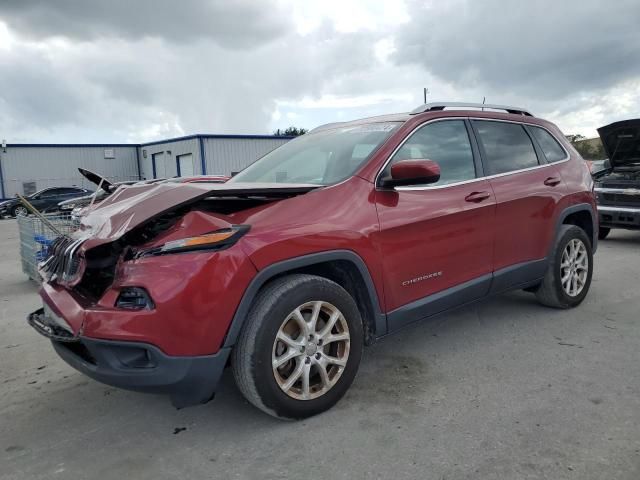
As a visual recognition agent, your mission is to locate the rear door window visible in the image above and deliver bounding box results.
[473,120,540,175]
[529,126,567,163]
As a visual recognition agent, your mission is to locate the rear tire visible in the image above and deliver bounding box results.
[598,227,610,240]
[535,225,593,309]
[232,274,363,419]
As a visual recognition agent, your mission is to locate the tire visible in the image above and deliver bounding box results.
[232,274,364,419]
[598,227,610,240]
[11,205,28,217]
[535,225,593,309]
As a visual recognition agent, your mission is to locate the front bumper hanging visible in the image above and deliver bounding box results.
[27,307,231,408]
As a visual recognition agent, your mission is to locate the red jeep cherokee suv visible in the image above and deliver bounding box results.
[28,102,597,419]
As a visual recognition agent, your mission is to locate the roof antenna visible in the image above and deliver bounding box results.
[482,97,486,111]
[423,87,429,104]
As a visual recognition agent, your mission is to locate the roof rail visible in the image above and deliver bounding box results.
[411,102,534,117]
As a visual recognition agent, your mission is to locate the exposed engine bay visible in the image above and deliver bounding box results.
[594,167,640,188]
[40,183,320,303]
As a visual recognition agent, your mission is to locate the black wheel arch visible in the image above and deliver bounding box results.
[222,250,386,349]
[554,203,597,254]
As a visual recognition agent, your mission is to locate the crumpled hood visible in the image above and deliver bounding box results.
[597,119,640,168]
[76,181,320,249]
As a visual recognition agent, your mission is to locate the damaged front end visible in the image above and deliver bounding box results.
[27,180,319,407]
[40,181,319,302]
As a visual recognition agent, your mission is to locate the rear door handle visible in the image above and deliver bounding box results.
[544,176,561,187]
[465,191,491,203]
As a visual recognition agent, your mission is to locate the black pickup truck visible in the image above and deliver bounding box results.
[593,119,640,239]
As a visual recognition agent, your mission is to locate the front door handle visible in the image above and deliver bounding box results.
[544,176,561,187]
[465,191,491,203]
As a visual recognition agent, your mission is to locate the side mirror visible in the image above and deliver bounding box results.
[380,159,441,188]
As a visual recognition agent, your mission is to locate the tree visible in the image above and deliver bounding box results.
[274,126,308,137]
[565,134,586,144]
[565,134,606,160]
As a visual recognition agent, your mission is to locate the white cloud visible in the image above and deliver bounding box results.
[0,0,639,143]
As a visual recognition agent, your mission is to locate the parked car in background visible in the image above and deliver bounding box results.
[57,182,138,217]
[0,186,92,217]
[28,102,597,419]
[57,168,166,219]
[592,119,640,239]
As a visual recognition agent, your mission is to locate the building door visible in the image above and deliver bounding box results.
[152,152,166,179]
[177,153,195,177]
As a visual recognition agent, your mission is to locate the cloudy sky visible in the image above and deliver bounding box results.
[1,0,639,143]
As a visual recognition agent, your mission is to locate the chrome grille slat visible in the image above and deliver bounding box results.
[39,236,84,283]
[602,193,640,205]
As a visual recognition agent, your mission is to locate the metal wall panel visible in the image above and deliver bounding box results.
[138,139,201,179]
[203,137,291,176]
[1,146,139,197]
[0,136,294,199]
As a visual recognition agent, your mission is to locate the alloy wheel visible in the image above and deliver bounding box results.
[272,301,350,400]
[560,238,589,297]
[14,206,28,216]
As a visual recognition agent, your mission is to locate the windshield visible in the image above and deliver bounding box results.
[230,122,400,185]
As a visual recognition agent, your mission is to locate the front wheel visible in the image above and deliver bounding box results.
[11,205,28,217]
[232,274,363,419]
[535,225,593,308]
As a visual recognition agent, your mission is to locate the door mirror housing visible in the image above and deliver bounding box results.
[380,159,441,188]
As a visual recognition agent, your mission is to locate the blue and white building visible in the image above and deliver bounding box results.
[0,134,292,199]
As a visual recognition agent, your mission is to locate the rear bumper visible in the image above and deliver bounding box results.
[597,205,640,230]
[28,308,230,408]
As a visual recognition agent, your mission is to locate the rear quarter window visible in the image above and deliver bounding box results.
[529,126,567,163]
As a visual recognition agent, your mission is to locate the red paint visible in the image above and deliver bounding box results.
[38,109,595,357]
[390,159,440,183]
[374,179,496,311]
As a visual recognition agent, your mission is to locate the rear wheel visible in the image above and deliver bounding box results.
[535,225,593,308]
[598,227,610,240]
[232,274,363,419]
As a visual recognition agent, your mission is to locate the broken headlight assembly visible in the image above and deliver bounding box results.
[135,225,250,258]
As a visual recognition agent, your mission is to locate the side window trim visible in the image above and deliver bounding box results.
[524,125,544,166]
[524,124,570,164]
[376,117,571,190]
[376,117,480,189]
[464,118,485,177]
[470,119,542,176]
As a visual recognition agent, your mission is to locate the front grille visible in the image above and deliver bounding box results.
[39,236,84,283]
[602,193,640,205]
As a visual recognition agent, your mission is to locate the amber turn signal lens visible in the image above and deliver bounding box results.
[156,226,248,254]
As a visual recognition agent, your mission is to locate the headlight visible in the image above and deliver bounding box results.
[137,225,249,257]
[60,203,76,210]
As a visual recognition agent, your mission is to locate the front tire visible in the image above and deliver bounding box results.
[535,225,593,309]
[11,205,28,217]
[232,274,363,419]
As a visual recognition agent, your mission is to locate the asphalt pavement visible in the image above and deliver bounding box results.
[1,218,639,480]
